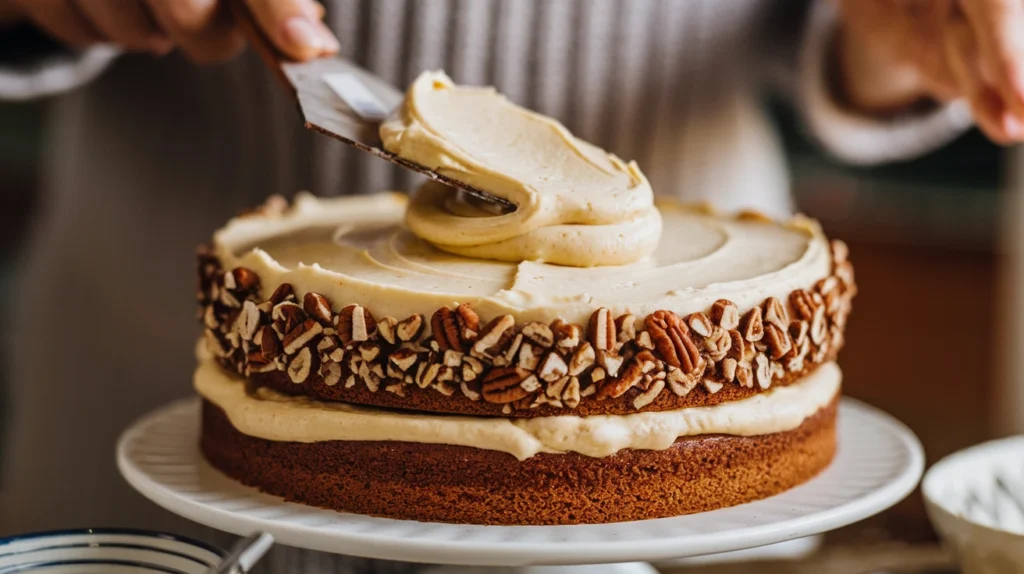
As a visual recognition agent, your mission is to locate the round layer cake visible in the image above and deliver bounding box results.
[193,71,855,525]
[194,193,854,525]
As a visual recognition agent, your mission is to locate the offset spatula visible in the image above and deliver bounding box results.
[229,1,515,214]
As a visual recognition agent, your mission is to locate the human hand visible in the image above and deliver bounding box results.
[0,0,338,64]
[837,0,1024,145]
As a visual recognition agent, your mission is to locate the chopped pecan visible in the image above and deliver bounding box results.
[272,302,306,337]
[740,307,764,342]
[283,319,323,355]
[835,260,855,289]
[499,333,524,366]
[645,310,703,373]
[460,381,481,401]
[721,358,738,382]
[227,267,260,294]
[736,365,753,388]
[615,313,637,344]
[552,319,581,350]
[588,308,617,352]
[666,366,699,397]
[546,375,570,398]
[337,304,376,347]
[789,320,809,347]
[481,367,534,403]
[443,349,464,368]
[633,379,665,409]
[754,353,771,389]
[360,342,382,363]
[517,342,541,370]
[762,297,789,331]
[598,350,656,399]
[810,306,827,345]
[568,342,596,376]
[246,352,276,374]
[472,314,516,358]
[269,283,296,305]
[562,376,581,408]
[303,292,333,325]
[687,312,713,337]
[462,356,485,381]
[537,351,569,383]
[790,289,817,320]
[636,331,654,350]
[829,324,845,351]
[431,303,479,352]
[219,288,241,309]
[416,363,441,389]
[233,300,262,341]
[597,351,623,377]
[704,326,732,361]
[377,316,398,345]
[320,361,342,386]
[831,239,849,265]
[259,326,282,358]
[521,321,554,348]
[396,314,425,342]
[764,323,792,360]
[815,276,839,297]
[287,347,313,383]
[703,379,724,394]
[710,299,740,330]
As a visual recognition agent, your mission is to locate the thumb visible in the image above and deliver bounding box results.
[245,0,338,61]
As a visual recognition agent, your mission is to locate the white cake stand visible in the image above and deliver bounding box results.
[117,397,923,571]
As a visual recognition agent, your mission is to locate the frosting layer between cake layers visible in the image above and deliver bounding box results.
[196,357,840,460]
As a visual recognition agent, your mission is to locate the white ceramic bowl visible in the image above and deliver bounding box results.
[923,436,1024,574]
[0,529,226,573]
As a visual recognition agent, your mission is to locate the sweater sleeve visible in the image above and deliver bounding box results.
[793,1,973,165]
[0,26,119,101]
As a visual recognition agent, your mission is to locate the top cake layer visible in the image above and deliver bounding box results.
[198,193,853,418]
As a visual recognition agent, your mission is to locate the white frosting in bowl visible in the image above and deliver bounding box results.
[196,359,841,460]
[213,192,832,326]
[924,436,1024,572]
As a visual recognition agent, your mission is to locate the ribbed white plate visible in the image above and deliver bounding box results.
[117,398,923,567]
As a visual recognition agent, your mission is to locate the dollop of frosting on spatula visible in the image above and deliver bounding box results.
[380,71,661,267]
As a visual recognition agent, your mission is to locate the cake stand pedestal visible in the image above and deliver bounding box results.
[117,398,923,572]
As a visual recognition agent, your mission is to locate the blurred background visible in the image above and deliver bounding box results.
[0,30,1018,574]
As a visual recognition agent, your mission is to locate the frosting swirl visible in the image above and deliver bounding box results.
[380,71,660,267]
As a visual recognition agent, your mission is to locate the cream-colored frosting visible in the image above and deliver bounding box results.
[196,358,841,460]
[380,71,660,267]
[213,192,832,326]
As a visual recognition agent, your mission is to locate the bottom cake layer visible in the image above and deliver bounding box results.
[200,397,838,525]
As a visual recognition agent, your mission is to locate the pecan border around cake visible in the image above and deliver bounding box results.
[196,239,855,418]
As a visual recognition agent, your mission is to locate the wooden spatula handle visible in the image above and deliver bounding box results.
[228,0,293,90]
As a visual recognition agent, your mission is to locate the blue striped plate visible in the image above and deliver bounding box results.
[0,529,227,573]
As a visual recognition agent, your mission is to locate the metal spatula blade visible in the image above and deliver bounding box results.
[230,1,515,213]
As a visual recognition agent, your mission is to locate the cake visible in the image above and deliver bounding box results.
[194,72,855,525]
